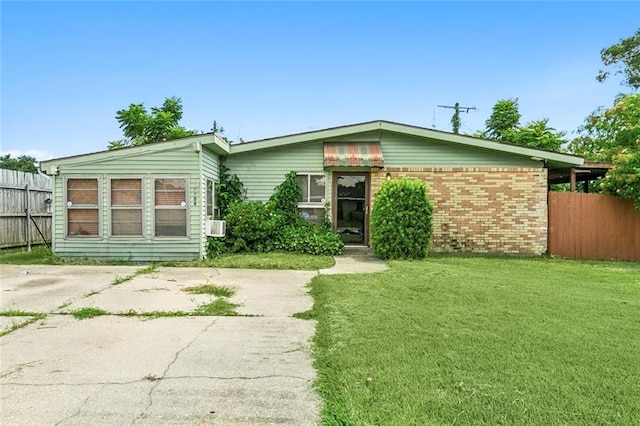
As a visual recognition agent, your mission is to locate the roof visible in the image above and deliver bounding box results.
[40,133,229,173]
[548,161,612,185]
[231,120,584,169]
[40,119,584,173]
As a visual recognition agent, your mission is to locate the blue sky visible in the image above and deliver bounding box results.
[2,1,639,162]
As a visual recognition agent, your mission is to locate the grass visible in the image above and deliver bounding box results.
[70,307,108,320]
[0,310,48,337]
[0,246,335,271]
[161,251,335,270]
[0,245,132,265]
[182,284,235,297]
[112,264,158,285]
[193,298,240,316]
[307,256,640,425]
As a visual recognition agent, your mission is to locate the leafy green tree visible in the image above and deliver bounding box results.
[596,29,640,89]
[503,119,567,152]
[480,99,565,151]
[484,98,521,140]
[0,154,37,173]
[568,93,640,209]
[108,97,197,149]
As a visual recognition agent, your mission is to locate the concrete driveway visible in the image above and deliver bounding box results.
[0,264,322,425]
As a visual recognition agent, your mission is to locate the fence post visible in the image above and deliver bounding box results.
[25,183,31,252]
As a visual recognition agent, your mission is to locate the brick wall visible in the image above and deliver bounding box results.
[371,167,548,254]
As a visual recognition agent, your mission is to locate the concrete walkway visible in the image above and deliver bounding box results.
[319,253,388,275]
[0,255,386,425]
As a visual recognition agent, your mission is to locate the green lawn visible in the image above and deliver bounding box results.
[307,257,640,425]
[0,245,334,270]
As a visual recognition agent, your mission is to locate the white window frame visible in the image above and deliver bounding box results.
[153,176,190,238]
[296,172,326,226]
[64,176,102,238]
[109,176,145,238]
[205,177,218,219]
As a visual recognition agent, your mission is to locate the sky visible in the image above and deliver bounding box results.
[1,1,639,162]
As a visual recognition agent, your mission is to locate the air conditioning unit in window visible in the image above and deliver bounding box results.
[205,219,226,237]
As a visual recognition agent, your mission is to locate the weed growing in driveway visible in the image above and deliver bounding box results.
[0,311,47,337]
[58,300,73,309]
[83,290,100,297]
[112,264,158,285]
[121,309,188,319]
[0,310,46,318]
[182,284,235,298]
[70,307,108,320]
[193,299,239,316]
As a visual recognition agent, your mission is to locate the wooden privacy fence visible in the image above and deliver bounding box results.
[0,169,52,249]
[548,192,640,261]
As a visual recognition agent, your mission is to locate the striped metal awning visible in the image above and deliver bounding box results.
[323,142,384,168]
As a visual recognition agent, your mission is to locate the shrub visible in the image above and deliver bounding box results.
[370,177,433,260]
[276,223,344,256]
[206,237,227,257]
[224,201,279,252]
[220,172,344,256]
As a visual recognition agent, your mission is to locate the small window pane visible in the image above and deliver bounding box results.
[298,207,324,227]
[155,179,186,206]
[68,179,98,204]
[112,179,142,206]
[155,209,187,237]
[296,175,308,203]
[310,175,326,203]
[112,209,142,236]
[68,209,99,236]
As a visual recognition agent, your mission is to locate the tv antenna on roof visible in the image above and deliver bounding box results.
[437,102,477,134]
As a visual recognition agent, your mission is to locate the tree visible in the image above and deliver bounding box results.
[503,119,567,152]
[480,99,565,151]
[0,154,37,173]
[568,93,640,209]
[108,97,197,149]
[596,29,640,89]
[484,98,521,140]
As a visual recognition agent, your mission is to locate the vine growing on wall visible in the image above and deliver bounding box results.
[216,157,245,218]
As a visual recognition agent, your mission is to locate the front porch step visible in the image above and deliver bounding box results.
[343,245,373,255]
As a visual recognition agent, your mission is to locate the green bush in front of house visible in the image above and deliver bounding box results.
[210,171,344,257]
[370,177,433,260]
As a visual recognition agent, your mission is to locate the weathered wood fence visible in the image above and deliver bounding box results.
[548,192,640,261]
[0,169,52,249]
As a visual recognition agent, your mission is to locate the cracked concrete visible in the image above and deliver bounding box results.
[0,265,322,425]
[0,256,386,425]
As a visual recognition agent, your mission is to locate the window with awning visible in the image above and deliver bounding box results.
[323,142,384,168]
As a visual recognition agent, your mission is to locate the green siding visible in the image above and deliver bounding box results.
[50,145,214,261]
[225,141,330,202]
[380,133,541,167]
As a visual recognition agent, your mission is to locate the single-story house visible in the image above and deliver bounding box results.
[40,120,583,260]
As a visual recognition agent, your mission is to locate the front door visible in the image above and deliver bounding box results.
[334,173,369,245]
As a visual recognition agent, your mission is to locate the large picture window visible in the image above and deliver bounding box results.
[154,178,187,237]
[296,173,326,226]
[110,178,143,236]
[66,178,100,237]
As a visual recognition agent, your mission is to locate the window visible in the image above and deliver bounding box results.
[110,178,143,236]
[66,178,100,237]
[154,178,188,237]
[205,178,217,218]
[296,173,326,226]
